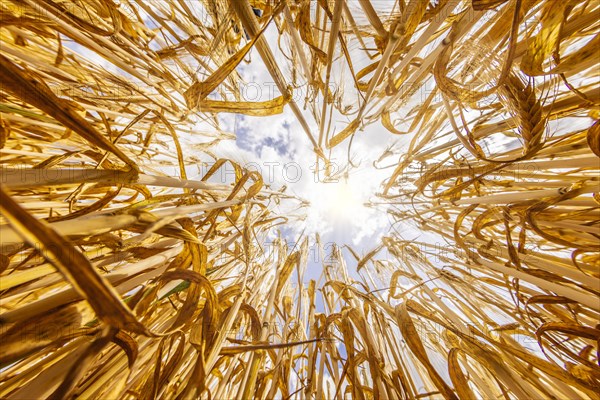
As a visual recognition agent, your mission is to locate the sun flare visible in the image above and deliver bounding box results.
[311,180,365,222]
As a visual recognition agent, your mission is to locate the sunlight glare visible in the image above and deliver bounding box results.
[311,180,365,222]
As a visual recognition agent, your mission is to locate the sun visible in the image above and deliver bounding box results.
[300,173,388,244]
[310,180,365,222]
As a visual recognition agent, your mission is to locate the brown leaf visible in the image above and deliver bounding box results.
[472,0,509,10]
[587,119,600,158]
[327,118,360,149]
[448,348,476,400]
[195,94,290,116]
[395,304,459,400]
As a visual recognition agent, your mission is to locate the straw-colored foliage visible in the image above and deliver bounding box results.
[0,0,598,398]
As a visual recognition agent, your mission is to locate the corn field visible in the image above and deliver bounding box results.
[0,0,599,398]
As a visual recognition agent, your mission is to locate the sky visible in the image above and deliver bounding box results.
[61,0,441,239]
[56,1,413,290]
[169,0,454,289]
[59,0,507,290]
[202,3,406,259]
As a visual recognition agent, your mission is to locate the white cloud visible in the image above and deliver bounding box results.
[197,16,406,256]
